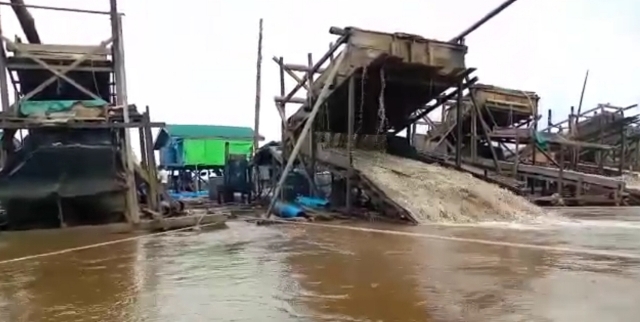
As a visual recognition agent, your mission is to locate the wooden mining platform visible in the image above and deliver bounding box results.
[264,1,566,223]
[279,26,476,223]
[417,83,634,206]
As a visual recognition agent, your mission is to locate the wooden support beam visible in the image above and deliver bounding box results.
[465,71,502,174]
[455,80,463,168]
[307,52,316,196]
[266,50,346,218]
[4,36,103,101]
[110,1,138,224]
[283,63,326,74]
[271,56,310,91]
[274,96,306,104]
[143,106,159,211]
[253,18,263,155]
[11,37,114,109]
[346,73,355,214]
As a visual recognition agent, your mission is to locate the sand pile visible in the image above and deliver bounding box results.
[349,150,545,224]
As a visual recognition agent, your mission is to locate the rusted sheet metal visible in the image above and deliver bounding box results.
[470,84,539,115]
[312,27,468,95]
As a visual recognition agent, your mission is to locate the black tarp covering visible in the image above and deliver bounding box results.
[0,128,125,199]
[0,128,127,229]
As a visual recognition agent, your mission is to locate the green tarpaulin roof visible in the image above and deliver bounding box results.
[165,124,255,139]
[153,124,262,150]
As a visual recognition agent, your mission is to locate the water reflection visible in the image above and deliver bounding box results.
[0,229,140,321]
[129,224,306,321]
[0,213,640,322]
[282,226,432,321]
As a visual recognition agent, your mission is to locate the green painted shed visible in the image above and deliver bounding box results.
[153,124,263,168]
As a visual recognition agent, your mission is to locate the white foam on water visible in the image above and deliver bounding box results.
[550,219,640,230]
[468,215,640,231]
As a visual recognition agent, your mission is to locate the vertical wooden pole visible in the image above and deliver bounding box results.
[619,121,626,175]
[138,127,148,168]
[0,12,9,112]
[0,11,11,166]
[411,122,417,146]
[558,146,564,196]
[513,133,519,178]
[598,113,604,173]
[471,99,477,162]
[252,18,264,202]
[531,102,539,194]
[307,53,316,196]
[568,107,574,169]
[144,106,158,211]
[455,80,463,168]
[110,1,139,224]
[278,57,286,201]
[635,140,640,170]
[252,18,263,155]
[346,75,355,214]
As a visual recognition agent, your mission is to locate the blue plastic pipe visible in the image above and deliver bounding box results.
[272,201,305,218]
[295,196,330,209]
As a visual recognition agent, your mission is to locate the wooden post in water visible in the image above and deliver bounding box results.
[0,11,10,166]
[558,146,564,198]
[144,106,159,211]
[455,80,463,168]
[471,99,477,162]
[109,0,139,224]
[138,126,148,168]
[278,56,286,201]
[619,119,626,175]
[346,74,355,214]
[307,52,316,196]
[252,18,264,202]
[513,133,519,178]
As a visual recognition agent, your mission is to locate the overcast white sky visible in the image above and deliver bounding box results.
[2,0,640,152]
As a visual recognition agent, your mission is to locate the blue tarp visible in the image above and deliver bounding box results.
[159,137,185,168]
[167,190,208,200]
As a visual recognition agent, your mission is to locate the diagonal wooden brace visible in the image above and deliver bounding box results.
[273,101,319,195]
[8,37,114,112]
[272,56,310,91]
[4,37,104,102]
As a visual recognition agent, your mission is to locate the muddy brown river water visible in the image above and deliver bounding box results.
[1,209,640,322]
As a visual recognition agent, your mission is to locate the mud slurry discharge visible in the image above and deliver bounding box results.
[350,151,546,224]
